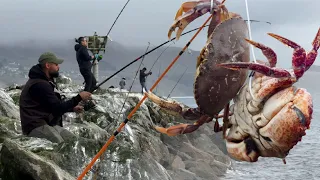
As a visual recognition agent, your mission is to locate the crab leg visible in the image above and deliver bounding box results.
[145,91,202,120]
[218,29,320,80]
[267,33,307,79]
[217,62,292,78]
[305,28,320,70]
[222,103,230,138]
[154,115,213,136]
[245,39,277,67]
[173,1,206,21]
[168,0,230,40]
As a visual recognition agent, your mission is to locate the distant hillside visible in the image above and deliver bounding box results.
[0,39,200,96]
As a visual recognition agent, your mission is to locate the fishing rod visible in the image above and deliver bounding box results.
[141,42,151,66]
[148,41,175,73]
[92,42,149,180]
[99,0,131,53]
[166,67,188,99]
[91,19,271,93]
[145,41,174,90]
[77,10,214,180]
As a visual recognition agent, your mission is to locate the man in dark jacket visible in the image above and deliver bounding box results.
[19,52,92,143]
[74,37,97,92]
[139,67,152,93]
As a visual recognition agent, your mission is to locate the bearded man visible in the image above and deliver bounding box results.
[19,52,92,143]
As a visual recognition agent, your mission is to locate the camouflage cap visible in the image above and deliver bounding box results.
[38,52,64,64]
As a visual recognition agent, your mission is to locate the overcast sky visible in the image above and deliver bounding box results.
[1,0,319,68]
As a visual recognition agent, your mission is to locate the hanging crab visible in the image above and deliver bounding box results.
[146,0,320,163]
[146,0,250,137]
[217,29,320,162]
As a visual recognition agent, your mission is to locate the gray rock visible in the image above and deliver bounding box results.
[0,75,232,180]
[0,89,19,119]
[171,156,185,169]
[55,75,72,85]
[1,139,75,180]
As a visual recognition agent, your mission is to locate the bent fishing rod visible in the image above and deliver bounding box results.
[98,0,131,53]
[91,19,271,93]
[91,42,150,180]
[77,10,214,180]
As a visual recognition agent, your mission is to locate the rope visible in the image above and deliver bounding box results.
[244,0,257,100]
[76,13,213,180]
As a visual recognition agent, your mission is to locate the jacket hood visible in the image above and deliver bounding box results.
[28,64,49,81]
[74,44,82,51]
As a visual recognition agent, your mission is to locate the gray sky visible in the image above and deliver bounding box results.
[1,0,319,68]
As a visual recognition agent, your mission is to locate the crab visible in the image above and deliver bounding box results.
[146,0,320,163]
[146,0,250,136]
[217,28,320,162]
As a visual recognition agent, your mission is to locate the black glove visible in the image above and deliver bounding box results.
[83,100,96,111]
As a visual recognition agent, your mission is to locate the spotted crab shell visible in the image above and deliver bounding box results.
[194,17,250,116]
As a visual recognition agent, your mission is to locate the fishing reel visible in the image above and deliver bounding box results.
[83,99,97,111]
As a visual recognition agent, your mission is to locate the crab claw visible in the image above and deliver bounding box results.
[174,1,203,21]
[154,124,189,136]
[154,115,212,136]
[245,38,277,67]
[306,28,320,70]
[268,33,307,79]
[168,0,228,40]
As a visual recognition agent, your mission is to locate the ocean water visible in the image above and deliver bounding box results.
[173,93,320,180]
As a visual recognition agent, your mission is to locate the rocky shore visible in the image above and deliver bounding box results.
[0,75,232,180]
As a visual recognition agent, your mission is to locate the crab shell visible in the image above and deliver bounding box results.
[225,76,313,162]
[194,17,250,116]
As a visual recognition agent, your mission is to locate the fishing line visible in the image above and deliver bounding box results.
[148,41,175,73]
[166,66,188,99]
[244,0,258,100]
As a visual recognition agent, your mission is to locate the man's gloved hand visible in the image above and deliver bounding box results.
[94,54,103,61]
[97,55,103,61]
[149,71,152,75]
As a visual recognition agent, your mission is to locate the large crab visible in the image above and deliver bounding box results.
[218,29,320,162]
[146,0,250,135]
[146,0,320,162]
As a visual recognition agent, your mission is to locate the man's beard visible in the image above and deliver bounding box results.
[49,71,59,78]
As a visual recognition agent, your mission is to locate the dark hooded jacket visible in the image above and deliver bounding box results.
[74,44,93,70]
[139,70,149,83]
[19,64,82,135]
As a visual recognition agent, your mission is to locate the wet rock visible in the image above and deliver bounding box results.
[55,74,72,85]
[0,89,19,119]
[168,168,202,180]
[1,138,75,180]
[171,156,185,169]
